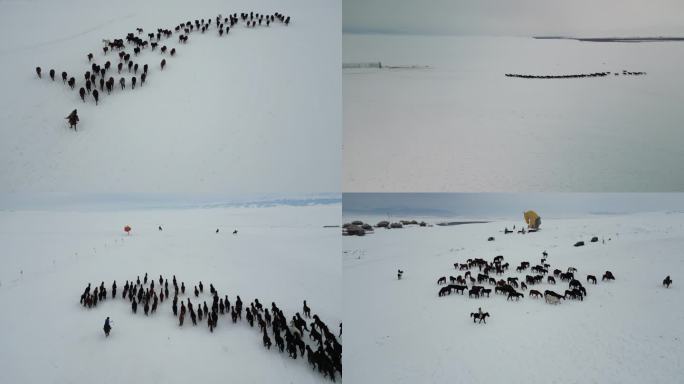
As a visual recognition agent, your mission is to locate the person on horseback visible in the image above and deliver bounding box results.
[103,317,112,337]
[65,109,79,130]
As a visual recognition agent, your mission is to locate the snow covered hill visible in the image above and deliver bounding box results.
[0,202,341,383]
[343,211,684,383]
[0,0,340,194]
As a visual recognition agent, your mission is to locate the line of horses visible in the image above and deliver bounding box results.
[34,11,292,130]
[505,70,646,79]
[79,270,340,381]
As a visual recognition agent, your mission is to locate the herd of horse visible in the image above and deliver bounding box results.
[34,11,292,130]
[79,271,341,381]
[505,70,646,79]
[434,252,673,324]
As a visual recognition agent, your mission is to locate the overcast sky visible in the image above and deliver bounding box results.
[343,0,684,37]
[343,193,684,219]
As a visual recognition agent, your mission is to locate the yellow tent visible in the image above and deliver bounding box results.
[524,211,541,229]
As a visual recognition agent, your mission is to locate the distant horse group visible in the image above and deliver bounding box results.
[505,72,612,79]
[505,70,646,79]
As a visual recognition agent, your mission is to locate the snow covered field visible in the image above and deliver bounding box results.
[0,201,341,383]
[343,211,684,383]
[0,0,340,194]
[343,34,684,192]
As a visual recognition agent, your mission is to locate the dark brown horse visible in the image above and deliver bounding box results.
[470,312,490,324]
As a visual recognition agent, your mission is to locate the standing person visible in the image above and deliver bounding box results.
[103,317,112,337]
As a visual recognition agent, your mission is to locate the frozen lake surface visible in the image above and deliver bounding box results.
[344,34,684,192]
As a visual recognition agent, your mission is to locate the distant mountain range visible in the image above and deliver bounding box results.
[534,36,684,42]
[0,193,341,211]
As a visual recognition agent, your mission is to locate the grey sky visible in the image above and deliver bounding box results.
[343,193,684,219]
[343,0,684,37]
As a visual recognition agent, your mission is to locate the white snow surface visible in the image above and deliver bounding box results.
[343,34,684,192]
[0,203,341,383]
[343,211,684,383]
[0,0,341,194]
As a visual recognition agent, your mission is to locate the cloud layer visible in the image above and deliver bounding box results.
[344,0,684,37]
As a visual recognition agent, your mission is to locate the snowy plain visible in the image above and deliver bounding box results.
[0,0,340,194]
[343,34,684,192]
[343,211,684,383]
[0,201,341,383]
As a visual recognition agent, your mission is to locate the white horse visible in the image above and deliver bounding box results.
[545,293,561,305]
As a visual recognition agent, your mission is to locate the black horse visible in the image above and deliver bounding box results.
[470,312,490,324]
[507,291,523,301]
[438,286,451,297]
[263,330,272,349]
